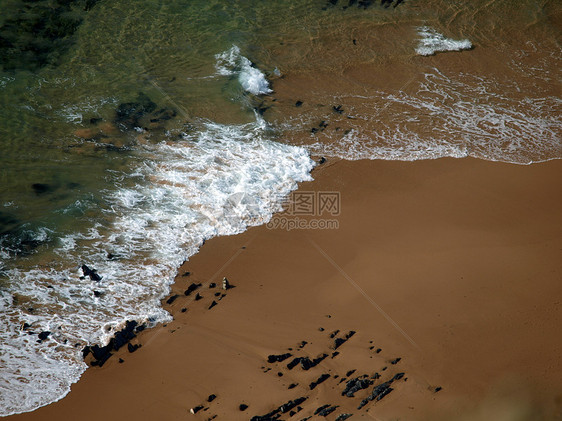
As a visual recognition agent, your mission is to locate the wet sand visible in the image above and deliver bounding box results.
[10,156,562,420]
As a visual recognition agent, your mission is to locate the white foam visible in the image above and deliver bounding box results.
[304,69,561,164]
[215,46,273,95]
[416,27,472,56]
[0,118,313,416]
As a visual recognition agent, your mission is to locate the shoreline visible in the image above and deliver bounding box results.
[9,156,562,420]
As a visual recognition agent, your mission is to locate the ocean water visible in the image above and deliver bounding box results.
[0,0,560,416]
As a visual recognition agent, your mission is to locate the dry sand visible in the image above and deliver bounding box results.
[10,157,562,421]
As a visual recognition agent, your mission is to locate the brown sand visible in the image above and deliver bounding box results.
[10,157,562,421]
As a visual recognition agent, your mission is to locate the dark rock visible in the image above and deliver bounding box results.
[135,324,146,333]
[335,414,353,421]
[118,358,124,363]
[207,394,216,402]
[376,348,382,353]
[295,101,303,107]
[333,331,355,349]
[318,157,327,164]
[194,293,202,301]
[209,282,216,288]
[93,290,102,297]
[239,404,248,411]
[277,372,283,377]
[287,357,302,370]
[214,292,221,296]
[318,327,325,331]
[279,397,306,413]
[309,373,330,390]
[342,376,373,397]
[314,405,338,416]
[181,307,187,313]
[208,300,217,309]
[390,357,401,365]
[298,341,307,348]
[184,282,201,296]
[392,372,405,381]
[434,386,442,393]
[287,353,328,370]
[86,344,112,367]
[89,117,103,125]
[331,352,339,358]
[112,320,138,350]
[222,277,231,290]
[127,343,139,353]
[330,330,340,338]
[255,104,270,116]
[166,294,179,304]
[267,353,292,363]
[346,369,356,377]
[358,381,394,409]
[38,331,51,341]
[288,383,298,389]
[250,397,307,421]
[182,271,191,277]
[190,405,204,414]
[311,127,318,134]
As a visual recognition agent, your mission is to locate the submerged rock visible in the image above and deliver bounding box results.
[31,183,52,195]
[114,92,157,131]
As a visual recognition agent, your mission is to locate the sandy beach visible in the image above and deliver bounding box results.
[9,156,562,420]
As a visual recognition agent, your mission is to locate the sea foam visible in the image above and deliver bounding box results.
[215,46,273,95]
[416,27,472,56]
[304,69,561,164]
[0,118,313,416]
